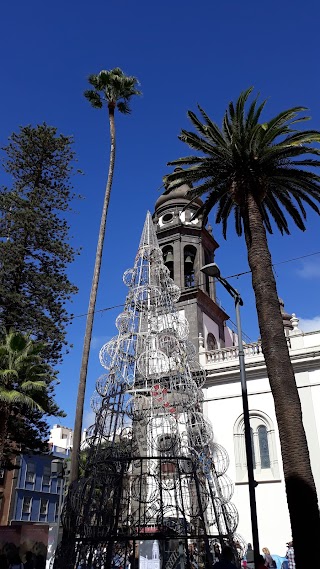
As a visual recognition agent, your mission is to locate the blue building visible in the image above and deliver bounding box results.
[11,446,69,525]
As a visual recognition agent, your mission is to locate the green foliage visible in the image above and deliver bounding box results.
[84,67,141,114]
[0,123,78,468]
[164,88,320,237]
[0,123,79,366]
[0,329,65,468]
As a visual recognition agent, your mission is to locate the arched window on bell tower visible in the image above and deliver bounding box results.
[184,246,196,288]
[162,245,174,279]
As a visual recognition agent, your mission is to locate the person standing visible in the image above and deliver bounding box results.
[212,546,235,568]
[286,542,295,569]
[245,544,254,569]
[23,552,34,569]
[261,548,276,568]
[213,544,221,564]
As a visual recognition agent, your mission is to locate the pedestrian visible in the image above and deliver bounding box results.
[211,546,235,568]
[245,544,254,569]
[213,544,221,563]
[23,552,34,569]
[286,542,295,569]
[8,554,23,569]
[261,548,276,568]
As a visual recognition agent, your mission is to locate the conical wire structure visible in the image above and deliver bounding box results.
[55,212,242,569]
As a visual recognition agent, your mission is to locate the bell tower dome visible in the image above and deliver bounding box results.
[153,171,230,355]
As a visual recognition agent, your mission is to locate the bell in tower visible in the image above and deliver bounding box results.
[153,169,230,356]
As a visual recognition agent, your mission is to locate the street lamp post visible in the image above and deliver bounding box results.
[50,459,66,565]
[201,263,260,566]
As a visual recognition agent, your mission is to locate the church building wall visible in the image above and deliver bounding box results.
[205,380,292,555]
[203,328,320,556]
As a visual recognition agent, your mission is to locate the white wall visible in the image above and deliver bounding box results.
[205,379,292,555]
[49,425,73,450]
[203,313,221,348]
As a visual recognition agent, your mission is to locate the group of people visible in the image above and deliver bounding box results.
[0,551,45,569]
[242,541,295,569]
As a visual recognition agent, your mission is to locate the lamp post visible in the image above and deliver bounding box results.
[49,459,67,566]
[200,263,260,565]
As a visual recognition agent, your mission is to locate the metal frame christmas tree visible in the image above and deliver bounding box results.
[56,212,241,569]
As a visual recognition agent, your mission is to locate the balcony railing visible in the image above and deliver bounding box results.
[205,341,263,363]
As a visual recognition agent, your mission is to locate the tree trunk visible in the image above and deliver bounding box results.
[0,405,9,466]
[70,107,116,483]
[244,193,320,569]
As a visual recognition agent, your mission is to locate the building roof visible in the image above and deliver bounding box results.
[155,170,203,212]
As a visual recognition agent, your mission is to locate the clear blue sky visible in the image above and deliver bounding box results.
[1,0,320,428]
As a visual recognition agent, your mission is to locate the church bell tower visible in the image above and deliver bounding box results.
[153,172,231,355]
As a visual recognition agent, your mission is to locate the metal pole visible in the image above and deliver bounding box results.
[234,295,260,566]
[55,472,64,549]
[48,468,64,569]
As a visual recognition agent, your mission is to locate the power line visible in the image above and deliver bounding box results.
[71,249,320,320]
[225,250,320,280]
[73,303,125,319]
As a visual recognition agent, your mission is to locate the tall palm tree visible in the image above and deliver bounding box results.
[0,329,48,464]
[164,88,320,569]
[70,68,141,483]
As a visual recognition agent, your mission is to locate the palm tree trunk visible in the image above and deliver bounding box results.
[244,193,320,569]
[70,106,116,483]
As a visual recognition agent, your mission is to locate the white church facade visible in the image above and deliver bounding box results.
[152,176,320,557]
[201,320,320,555]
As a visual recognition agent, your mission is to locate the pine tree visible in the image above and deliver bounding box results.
[0,124,79,367]
[0,124,79,463]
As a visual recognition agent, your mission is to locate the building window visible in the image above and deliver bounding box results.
[207,333,217,351]
[25,462,35,487]
[258,425,271,469]
[162,213,174,223]
[0,469,5,485]
[54,501,59,523]
[184,246,196,288]
[57,480,62,496]
[162,246,174,280]
[42,465,51,489]
[22,497,32,520]
[233,410,280,483]
[39,499,49,522]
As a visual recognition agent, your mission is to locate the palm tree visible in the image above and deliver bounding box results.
[0,328,48,464]
[70,68,141,483]
[164,88,320,569]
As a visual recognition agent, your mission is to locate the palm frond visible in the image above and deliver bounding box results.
[234,205,243,236]
[274,191,306,231]
[84,90,103,109]
[165,88,320,239]
[0,388,44,411]
[0,369,18,378]
[178,130,217,156]
[21,380,47,392]
[264,193,290,234]
[197,106,228,149]
[261,107,308,145]
[117,101,131,114]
